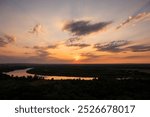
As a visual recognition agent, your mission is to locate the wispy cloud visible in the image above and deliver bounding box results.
[79,52,100,62]
[66,43,90,49]
[65,37,81,44]
[94,40,150,53]
[116,12,150,29]
[24,44,58,59]
[116,0,150,29]
[94,40,129,52]
[80,53,100,58]
[127,44,150,52]
[133,0,150,16]
[36,49,50,57]
[33,44,58,50]
[0,34,16,47]
[125,55,150,59]
[29,24,45,35]
[0,37,7,47]
[63,20,112,36]
[32,45,58,58]
[0,55,72,64]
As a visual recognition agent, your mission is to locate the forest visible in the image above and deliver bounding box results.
[0,64,150,99]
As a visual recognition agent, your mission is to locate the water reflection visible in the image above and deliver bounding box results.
[4,68,93,80]
[4,68,33,77]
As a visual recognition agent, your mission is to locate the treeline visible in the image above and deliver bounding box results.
[27,66,150,80]
[0,73,44,81]
[0,64,32,72]
[0,64,150,80]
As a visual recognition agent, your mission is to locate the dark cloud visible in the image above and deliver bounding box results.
[66,43,90,49]
[4,34,16,42]
[24,52,31,55]
[94,40,129,52]
[94,40,150,53]
[0,34,15,47]
[80,53,100,62]
[33,46,42,49]
[63,20,112,36]
[65,37,83,47]
[33,44,58,50]
[36,49,50,57]
[65,37,81,44]
[127,44,150,52]
[24,46,30,49]
[29,24,44,35]
[33,46,53,57]
[47,45,58,49]
[0,37,7,47]
[24,44,58,60]
[33,48,71,63]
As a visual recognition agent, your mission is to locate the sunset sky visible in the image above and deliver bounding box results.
[0,0,150,63]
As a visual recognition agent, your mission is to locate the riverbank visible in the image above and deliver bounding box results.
[4,68,94,80]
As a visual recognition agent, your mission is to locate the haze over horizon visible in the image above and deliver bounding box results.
[0,0,150,64]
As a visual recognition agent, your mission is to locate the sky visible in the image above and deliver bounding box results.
[0,0,150,64]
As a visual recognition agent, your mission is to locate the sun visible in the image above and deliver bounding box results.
[74,55,81,61]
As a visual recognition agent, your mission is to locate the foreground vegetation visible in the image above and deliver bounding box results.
[0,73,150,100]
[0,64,150,99]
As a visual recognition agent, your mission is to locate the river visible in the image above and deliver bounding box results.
[4,68,94,80]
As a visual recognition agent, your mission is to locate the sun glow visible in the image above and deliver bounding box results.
[74,55,81,61]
